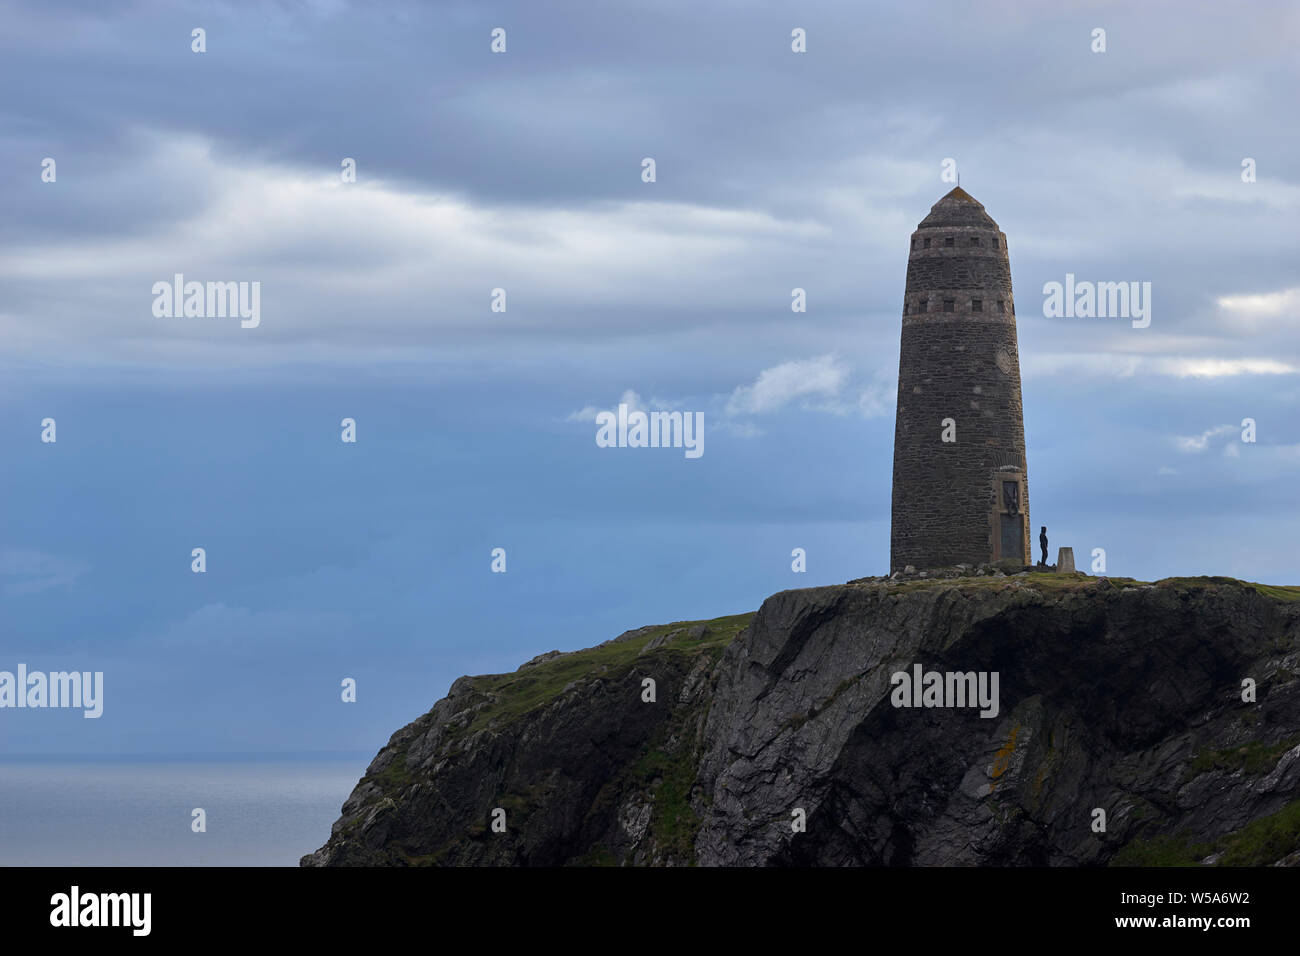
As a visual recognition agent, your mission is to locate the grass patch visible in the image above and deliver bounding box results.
[629,743,702,862]
[570,844,618,867]
[455,612,753,739]
[1185,735,1300,780]
[1111,833,1212,867]
[1155,575,1244,588]
[398,842,457,866]
[863,573,1300,605]
[1112,798,1300,867]
[577,659,725,865]
[881,573,1142,597]
[1217,799,1300,865]
[1154,576,1300,603]
[1247,582,1300,603]
[362,743,414,795]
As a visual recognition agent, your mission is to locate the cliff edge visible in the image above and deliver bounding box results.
[302,571,1300,866]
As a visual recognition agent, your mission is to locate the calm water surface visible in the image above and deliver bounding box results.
[0,755,368,866]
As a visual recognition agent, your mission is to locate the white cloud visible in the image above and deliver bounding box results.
[568,389,645,422]
[0,549,88,596]
[1216,287,1300,327]
[1151,357,1298,378]
[1025,352,1296,379]
[1176,424,1237,452]
[1024,353,1143,378]
[564,358,892,437]
[725,354,848,415]
[566,389,685,423]
[857,370,897,419]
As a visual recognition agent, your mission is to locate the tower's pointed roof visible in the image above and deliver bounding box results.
[918,186,997,229]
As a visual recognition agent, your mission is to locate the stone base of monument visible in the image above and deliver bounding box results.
[858,559,1091,586]
[1057,547,1076,574]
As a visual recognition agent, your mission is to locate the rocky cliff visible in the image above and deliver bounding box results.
[302,571,1300,866]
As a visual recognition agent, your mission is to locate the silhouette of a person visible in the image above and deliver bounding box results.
[1039,526,1048,566]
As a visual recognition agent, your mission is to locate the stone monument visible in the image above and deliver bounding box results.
[890,187,1030,570]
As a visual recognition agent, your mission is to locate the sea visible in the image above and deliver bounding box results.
[0,753,369,866]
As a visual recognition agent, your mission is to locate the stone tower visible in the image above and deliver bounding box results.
[890,187,1029,570]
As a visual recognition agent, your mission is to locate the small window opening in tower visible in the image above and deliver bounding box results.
[923,237,931,249]
[944,237,954,247]
[970,237,981,246]
[972,298,982,312]
[918,298,928,313]
[997,299,1005,313]
[943,298,955,312]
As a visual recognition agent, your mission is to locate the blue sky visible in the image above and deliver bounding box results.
[2,0,1298,754]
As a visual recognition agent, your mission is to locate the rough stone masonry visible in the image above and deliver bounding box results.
[891,187,1030,571]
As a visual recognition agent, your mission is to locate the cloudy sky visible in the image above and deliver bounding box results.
[2,0,1297,754]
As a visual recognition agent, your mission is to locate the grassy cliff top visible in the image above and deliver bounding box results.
[455,612,754,738]
[448,575,1299,741]
[849,571,1300,602]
